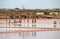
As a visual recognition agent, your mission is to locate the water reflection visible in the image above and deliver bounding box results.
[18,32,36,38]
[0,31,60,39]
[0,19,60,39]
[1,32,36,39]
[0,23,60,32]
[0,19,60,28]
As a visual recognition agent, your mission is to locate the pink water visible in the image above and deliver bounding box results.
[0,19,60,39]
[0,19,60,24]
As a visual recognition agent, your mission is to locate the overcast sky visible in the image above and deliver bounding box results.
[0,0,60,9]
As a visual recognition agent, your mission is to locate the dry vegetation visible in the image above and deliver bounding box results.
[0,8,60,19]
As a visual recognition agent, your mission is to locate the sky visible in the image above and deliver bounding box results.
[0,0,60,9]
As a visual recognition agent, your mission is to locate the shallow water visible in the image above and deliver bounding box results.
[0,31,60,39]
[0,19,60,28]
[0,19,60,39]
